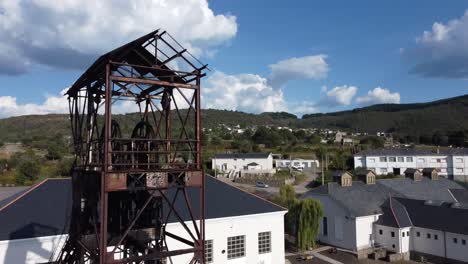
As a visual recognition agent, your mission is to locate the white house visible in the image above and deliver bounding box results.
[212,153,274,178]
[0,177,287,264]
[302,172,468,261]
[354,148,468,182]
[275,158,319,170]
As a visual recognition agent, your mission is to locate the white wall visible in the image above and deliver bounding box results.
[410,227,445,258]
[309,195,358,251]
[444,232,468,262]
[355,215,380,250]
[355,154,468,180]
[165,212,286,264]
[374,224,406,253]
[0,235,67,264]
[213,155,273,173]
[0,212,286,264]
[275,159,319,169]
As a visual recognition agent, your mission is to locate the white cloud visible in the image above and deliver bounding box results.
[403,10,468,78]
[0,89,69,118]
[319,85,357,107]
[291,102,319,116]
[268,55,329,87]
[356,87,400,106]
[203,71,288,113]
[0,0,237,74]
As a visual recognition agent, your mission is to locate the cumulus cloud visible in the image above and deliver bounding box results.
[403,10,468,78]
[0,89,69,118]
[203,71,288,113]
[268,55,329,87]
[356,87,400,106]
[291,102,319,116]
[319,85,357,107]
[0,0,237,74]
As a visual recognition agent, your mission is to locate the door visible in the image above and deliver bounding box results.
[335,217,343,241]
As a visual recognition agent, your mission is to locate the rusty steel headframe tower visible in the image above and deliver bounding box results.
[57,30,208,264]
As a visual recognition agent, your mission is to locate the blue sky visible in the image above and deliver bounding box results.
[0,0,467,117]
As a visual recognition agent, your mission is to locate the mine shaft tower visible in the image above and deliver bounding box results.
[57,30,207,264]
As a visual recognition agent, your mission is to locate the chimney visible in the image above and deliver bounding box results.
[423,168,439,181]
[436,146,440,154]
[333,171,353,187]
[405,168,422,181]
[357,170,376,184]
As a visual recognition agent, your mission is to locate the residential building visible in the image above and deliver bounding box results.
[0,177,287,264]
[354,148,468,182]
[275,158,319,170]
[212,153,274,178]
[302,171,467,261]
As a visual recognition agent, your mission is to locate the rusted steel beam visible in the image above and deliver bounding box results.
[109,76,197,89]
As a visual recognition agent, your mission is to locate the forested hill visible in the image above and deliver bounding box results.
[300,94,468,136]
[0,94,467,146]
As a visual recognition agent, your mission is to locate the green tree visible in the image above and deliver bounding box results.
[16,153,41,184]
[277,185,296,208]
[295,199,324,251]
[46,142,65,160]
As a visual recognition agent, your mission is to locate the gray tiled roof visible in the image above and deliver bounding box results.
[355,148,468,156]
[377,177,464,202]
[396,197,468,235]
[0,176,285,241]
[302,181,397,217]
[213,153,271,159]
[375,198,412,228]
[304,177,465,217]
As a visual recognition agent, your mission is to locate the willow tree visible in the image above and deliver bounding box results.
[295,198,324,251]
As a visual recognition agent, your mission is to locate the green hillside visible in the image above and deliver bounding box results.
[0,94,467,146]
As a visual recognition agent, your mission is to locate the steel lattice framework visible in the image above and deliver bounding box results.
[56,29,208,264]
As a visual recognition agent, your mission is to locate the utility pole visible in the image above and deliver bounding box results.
[321,154,325,185]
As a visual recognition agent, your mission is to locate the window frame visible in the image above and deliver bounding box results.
[205,239,213,263]
[227,235,245,260]
[258,231,271,254]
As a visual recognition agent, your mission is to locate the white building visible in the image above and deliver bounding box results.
[275,158,319,170]
[0,178,287,264]
[302,172,468,262]
[212,153,274,178]
[354,148,468,182]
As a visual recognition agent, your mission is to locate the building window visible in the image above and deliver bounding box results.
[462,239,466,245]
[205,240,213,263]
[369,158,376,163]
[427,233,431,239]
[380,157,387,162]
[406,231,410,236]
[379,229,383,235]
[456,158,464,163]
[323,217,328,236]
[258,232,271,254]
[389,157,396,162]
[402,232,405,237]
[392,244,395,249]
[454,238,458,244]
[381,168,388,174]
[406,157,413,162]
[456,168,464,174]
[398,157,404,162]
[434,234,438,240]
[417,158,425,163]
[227,235,245,259]
[416,232,420,237]
[391,231,395,237]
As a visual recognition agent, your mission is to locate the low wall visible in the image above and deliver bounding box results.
[234,175,294,187]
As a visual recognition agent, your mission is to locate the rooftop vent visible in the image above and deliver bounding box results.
[404,168,422,181]
[333,171,353,187]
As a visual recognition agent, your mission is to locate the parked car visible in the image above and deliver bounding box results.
[256,181,269,188]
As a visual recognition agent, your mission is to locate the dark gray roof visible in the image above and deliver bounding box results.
[246,162,259,166]
[404,168,419,174]
[213,153,270,159]
[0,176,285,241]
[0,187,30,208]
[377,177,464,202]
[302,181,398,217]
[376,198,412,228]
[355,148,468,156]
[450,189,468,204]
[304,177,465,217]
[395,197,468,235]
